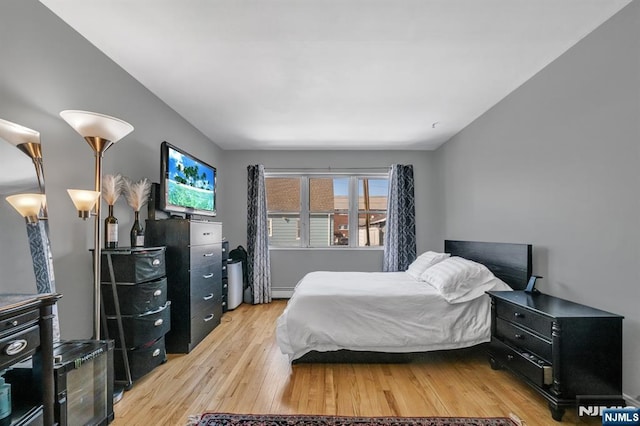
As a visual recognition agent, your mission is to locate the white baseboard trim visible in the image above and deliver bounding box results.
[624,393,640,407]
[271,288,294,299]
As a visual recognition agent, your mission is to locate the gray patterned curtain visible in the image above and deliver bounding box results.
[26,220,60,340]
[247,164,272,304]
[383,164,416,272]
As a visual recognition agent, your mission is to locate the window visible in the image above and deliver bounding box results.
[265,172,389,248]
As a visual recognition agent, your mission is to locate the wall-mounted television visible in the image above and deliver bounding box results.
[160,141,216,217]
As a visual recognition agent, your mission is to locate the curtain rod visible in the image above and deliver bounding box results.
[266,166,391,172]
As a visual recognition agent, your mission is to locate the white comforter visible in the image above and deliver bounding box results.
[276,271,512,361]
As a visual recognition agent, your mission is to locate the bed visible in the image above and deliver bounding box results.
[276,240,532,363]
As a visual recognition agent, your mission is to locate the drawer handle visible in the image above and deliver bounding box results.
[514,312,524,318]
[506,354,514,361]
[152,259,161,266]
[203,232,211,236]
[5,339,28,356]
[7,320,19,327]
[222,265,226,270]
[515,334,524,340]
[152,348,161,357]
[223,284,228,289]
[203,273,214,279]
[154,319,164,327]
[222,248,226,252]
[203,252,214,257]
[203,293,214,301]
[153,289,162,297]
[204,314,215,322]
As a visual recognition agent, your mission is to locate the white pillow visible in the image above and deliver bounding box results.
[420,256,507,303]
[405,251,450,280]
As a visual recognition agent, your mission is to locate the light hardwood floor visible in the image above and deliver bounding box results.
[112,300,593,426]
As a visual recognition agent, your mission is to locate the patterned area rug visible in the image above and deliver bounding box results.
[190,413,518,426]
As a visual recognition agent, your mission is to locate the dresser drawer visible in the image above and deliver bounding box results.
[104,302,171,349]
[190,243,222,269]
[0,324,40,370]
[190,303,222,345]
[0,309,39,336]
[495,300,553,339]
[190,221,221,246]
[102,277,168,315]
[490,338,552,388]
[495,317,552,362]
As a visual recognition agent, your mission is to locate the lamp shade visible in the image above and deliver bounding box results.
[0,118,41,146]
[67,189,101,215]
[60,110,134,143]
[6,193,45,221]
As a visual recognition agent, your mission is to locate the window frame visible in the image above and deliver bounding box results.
[265,171,389,249]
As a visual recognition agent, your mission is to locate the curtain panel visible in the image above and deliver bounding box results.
[247,164,272,304]
[383,164,416,272]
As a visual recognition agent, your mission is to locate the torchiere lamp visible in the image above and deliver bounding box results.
[61,110,134,339]
[0,118,47,217]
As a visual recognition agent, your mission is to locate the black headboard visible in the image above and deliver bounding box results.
[444,240,532,290]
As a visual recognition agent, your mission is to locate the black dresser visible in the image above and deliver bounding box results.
[221,240,229,313]
[0,293,60,426]
[487,291,623,421]
[100,247,170,387]
[146,219,223,353]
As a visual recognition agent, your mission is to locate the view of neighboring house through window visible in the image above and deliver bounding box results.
[265,172,389,248]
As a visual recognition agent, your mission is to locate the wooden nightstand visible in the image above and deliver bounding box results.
[486,291,624,421]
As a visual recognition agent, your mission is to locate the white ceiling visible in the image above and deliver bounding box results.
[40,0,631,151]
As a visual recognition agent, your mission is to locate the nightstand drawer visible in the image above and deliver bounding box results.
[495,317,552,362]
[490,338,552,388]
[495,300,553,339]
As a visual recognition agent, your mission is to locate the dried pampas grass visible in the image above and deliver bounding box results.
[102,174,124,205]
[124,177,152,212]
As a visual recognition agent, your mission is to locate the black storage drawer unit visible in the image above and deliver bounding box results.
[101,277,167,315]
[114,336,166,382]
[104,302,171,348]
[101,246,170,388]
[100,248,166,283]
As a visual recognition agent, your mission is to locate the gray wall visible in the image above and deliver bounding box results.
[434,2,639,402]
[219,150,441,291]
[0,0,224,338]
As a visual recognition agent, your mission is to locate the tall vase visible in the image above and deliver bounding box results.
[130,210,144,247]
[105,204,118,248]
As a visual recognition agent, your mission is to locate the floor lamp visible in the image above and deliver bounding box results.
[62,110,134,339]
[0,118,61,341]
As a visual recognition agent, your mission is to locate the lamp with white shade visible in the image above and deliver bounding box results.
[61,110,134,339]
[5,193,46,224]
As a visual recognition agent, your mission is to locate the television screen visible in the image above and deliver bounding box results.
[160,141,216,217]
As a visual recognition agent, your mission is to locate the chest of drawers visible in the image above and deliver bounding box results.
[0,294,60,426]
[487,291,623,421]
[146,219,223,353]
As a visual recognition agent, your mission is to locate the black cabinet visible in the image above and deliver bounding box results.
[146,219,223,353]
[222,240,229,313]
[100,247,169,386]
[487,291,624,421]
[0,293,60,426]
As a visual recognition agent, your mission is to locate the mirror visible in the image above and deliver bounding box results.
[0,120,55,296]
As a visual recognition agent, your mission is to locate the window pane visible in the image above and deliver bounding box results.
[309,213,350,246]
[358,212,386,247]
[266,178,300,212]
[358,178,388,211]
[267,214,301,247]
[310,177,349,212]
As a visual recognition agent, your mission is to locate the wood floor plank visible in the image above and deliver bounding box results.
[112,300,592,425]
